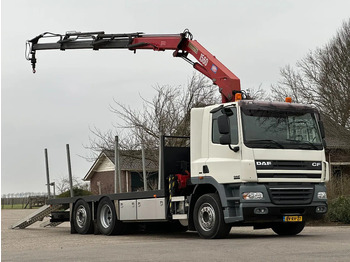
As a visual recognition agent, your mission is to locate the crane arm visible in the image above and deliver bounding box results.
[26,30,241,102]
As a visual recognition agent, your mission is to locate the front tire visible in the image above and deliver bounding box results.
[73,199,93,234]
[97,197,124,235]
[193,193,231,239]
[272,221,305,236]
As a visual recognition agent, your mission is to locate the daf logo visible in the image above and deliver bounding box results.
[312,162,321,167]
[256,161,272,166]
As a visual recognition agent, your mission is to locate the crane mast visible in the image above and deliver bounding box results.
[26,30,241,102]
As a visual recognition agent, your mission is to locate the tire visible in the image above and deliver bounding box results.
[193,193,231,239]
[272,221,305,236]
[73,199,93,234]
[97,197,124,235]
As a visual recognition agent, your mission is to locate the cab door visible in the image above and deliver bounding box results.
[206,107,242,184]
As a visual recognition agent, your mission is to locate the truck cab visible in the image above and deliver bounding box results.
[189,100,329,237]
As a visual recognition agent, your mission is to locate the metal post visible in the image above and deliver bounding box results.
[115,136,122,193]
[66,144,74,197]
[50,182,56,198]
[141,143,148,191]
[44,149,51,199]
[158,135,163,190]
[114,136,118,193]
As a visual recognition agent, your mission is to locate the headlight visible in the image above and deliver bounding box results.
[242,192,264,200]
[317,192,327,199]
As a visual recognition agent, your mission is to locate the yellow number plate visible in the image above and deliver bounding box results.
[283,216,303,222]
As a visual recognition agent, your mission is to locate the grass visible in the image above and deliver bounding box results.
[1,204,26,209]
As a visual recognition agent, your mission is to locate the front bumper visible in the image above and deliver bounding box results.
[222,182,328,224]
[241,202,327,223]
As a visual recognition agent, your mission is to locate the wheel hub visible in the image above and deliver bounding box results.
[100,204,112,229]
[76,205,87,228]
[198,203,216,231]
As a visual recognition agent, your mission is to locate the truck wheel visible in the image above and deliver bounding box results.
[272,221,305,236]
[97,197,124,235]
[73,199,93,234]
[193,193,231,239]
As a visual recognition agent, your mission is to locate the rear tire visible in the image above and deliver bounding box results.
[97,197,124,235]
[73,199,93,234]
[272,221,305,236]
[193,193,231,239]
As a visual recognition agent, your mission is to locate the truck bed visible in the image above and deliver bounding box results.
[47,189,166,205]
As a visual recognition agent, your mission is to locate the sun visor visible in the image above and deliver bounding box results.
[238,100,318,115]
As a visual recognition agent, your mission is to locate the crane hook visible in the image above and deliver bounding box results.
[30,53,37,74]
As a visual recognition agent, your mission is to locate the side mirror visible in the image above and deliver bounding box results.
[217,115,231,145]
[218,115,230,134]
[220,134,231,145]
[318,120,325,139]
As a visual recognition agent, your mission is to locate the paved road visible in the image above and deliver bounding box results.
[2,209,350,261]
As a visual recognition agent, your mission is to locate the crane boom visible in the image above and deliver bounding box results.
[26,30,241,102]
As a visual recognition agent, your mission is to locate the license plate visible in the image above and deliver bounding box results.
[283,216,302,222]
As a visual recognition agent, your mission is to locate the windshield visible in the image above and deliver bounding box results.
[241,109,323,150]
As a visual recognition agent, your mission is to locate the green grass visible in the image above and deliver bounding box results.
[1,204,26,209]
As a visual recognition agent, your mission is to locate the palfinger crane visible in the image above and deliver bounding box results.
[26,29,240,103]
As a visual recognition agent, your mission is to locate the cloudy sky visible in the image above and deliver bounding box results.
[2,0,350,195]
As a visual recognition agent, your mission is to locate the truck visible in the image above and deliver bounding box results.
[24,30,329,239]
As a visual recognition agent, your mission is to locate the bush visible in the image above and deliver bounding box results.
[57,188,92,198]
[326,196,350,224]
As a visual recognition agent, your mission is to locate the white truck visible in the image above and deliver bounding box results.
[25,30,329,238]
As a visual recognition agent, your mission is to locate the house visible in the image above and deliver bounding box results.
[83,150,158,195]
[323,115,350,179]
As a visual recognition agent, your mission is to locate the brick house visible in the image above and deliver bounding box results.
[83,150,158,195]
[323,115,350,179]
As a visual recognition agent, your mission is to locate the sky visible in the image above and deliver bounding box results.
[1,0,350,195]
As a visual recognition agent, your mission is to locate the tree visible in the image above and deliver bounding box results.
[55,176,89,195]
[246,84,270,101]
[85,74,220,162]
[271,19,350,130]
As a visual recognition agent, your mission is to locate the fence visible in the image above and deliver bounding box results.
[1,196,48,209]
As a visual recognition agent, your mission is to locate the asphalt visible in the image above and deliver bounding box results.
[2,209,350,261]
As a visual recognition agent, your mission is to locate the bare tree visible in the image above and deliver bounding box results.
[85,73,220,161]
[55,176,89,195]
[271,19,350,130]
[246,84,270,101]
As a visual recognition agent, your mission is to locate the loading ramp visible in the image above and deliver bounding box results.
[10,204,62,229]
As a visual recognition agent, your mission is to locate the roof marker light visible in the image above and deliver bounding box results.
[285,97,292,103]
[235,93,242,101]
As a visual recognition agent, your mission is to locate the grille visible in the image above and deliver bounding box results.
[255,160,322,170]
[258,173,321,179]
[268,186,314,205]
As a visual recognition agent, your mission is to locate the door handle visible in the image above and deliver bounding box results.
[203,165,209,174]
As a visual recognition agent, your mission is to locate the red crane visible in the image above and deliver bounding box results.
[26,30,241,102]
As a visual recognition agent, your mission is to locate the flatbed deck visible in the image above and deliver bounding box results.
[47,189,167,205]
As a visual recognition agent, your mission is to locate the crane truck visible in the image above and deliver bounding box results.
[25,30,329,239]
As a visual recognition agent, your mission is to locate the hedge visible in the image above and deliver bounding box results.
[326,196,350,224]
